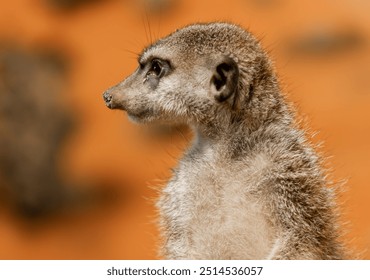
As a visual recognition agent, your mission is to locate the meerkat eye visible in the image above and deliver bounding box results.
[148,59,163,77]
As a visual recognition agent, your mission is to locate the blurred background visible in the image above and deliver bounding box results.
[0,0,369,259]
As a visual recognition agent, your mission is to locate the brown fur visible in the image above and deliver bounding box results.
[103,22,344,259]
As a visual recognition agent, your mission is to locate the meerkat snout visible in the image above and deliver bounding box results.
[103,83,128,110]
[103,91,113,108]
[103,22,345,259]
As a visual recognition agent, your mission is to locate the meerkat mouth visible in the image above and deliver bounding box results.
[102,91,128,111]
[127,113,141,123]
[127,109,154,123]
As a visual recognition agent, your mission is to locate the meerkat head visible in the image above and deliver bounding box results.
[103,22,280,127]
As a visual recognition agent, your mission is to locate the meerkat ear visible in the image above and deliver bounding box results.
[210,57,239,105]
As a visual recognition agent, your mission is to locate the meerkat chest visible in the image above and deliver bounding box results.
[160,152,274,259]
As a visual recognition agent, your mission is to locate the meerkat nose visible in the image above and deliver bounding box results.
[103,91,113,109]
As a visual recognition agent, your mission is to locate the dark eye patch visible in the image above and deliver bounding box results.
[150,59,162,76]
[145,58,172,79]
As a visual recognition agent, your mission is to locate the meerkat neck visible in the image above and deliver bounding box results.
[192,119,261,158]
[195,94,292,140]
[192,94,294,159]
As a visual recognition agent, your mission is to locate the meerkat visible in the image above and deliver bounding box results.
[103,22,344,259]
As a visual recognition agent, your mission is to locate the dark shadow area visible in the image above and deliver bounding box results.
[0,44,123,219]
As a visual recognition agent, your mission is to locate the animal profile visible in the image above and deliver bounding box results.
[103,22,344,259]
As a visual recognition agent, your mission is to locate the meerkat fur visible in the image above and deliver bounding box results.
[103,22,344,259]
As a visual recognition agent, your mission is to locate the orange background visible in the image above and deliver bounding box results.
[0,0,369,259]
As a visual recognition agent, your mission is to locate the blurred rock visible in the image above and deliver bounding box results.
[287,26,365,57]
[248,0,281,8]
[0,45,74,217]
[46,0,104,11]
[46,0,176,14]
[139,0,176,14]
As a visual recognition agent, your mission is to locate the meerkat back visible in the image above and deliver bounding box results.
[103,22,344,260]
